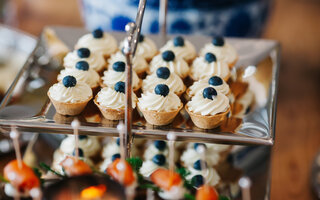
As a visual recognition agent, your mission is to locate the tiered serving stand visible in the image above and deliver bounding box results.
[0,0,280,199]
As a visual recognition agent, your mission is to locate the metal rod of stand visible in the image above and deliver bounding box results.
[159,0,168,44]
[132,0,147,56]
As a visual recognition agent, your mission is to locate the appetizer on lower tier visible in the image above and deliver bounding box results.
[64,47,107,73]
[140,154,167,177]
[60,156,93,176]
[101,61,141,92]
[149,50,189,79]
[138,84,183,126]
[196,185,219,200]
[186,87,230,129]
[75,28,118,60]
[94,81,138,120]
[199,36,238,69]
[160,36,197,64]
[48,75,93,116]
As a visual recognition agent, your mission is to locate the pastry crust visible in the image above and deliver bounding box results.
[94,96,125,120]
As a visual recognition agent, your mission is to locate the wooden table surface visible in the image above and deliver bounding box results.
[3,0,320,199]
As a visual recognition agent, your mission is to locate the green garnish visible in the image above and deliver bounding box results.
[39,162,64,178]
[139,183,161,192]
[219,195,231,200]
[184,193,196,200]
[126,157,143,172]
[176,167,190,178]
[0,174,9,183]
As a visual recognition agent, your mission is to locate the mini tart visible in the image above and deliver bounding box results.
[199,37,238,69]
[48,77,93,116]
[120,35,158,62]
[63,48,107,73]
[138,89,183,126]
[149,51,189,79]
[160,36,197,64]
[75,29,118,60]
[190,54,231,81]
[108,51,149,77]
[101,69,142,92]
[186,89,230,129]
[94,87,137,120]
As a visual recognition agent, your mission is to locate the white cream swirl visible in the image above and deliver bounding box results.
[158,183,186,200]
[120,37,157,60]
[142,73,185,95]
[160,40,196,61]
[186,167,221,187]
[144,144,168,160]
[187,92,230,116]
[181,148,220,167]
[59,136,101,157]
[190,57,230,80]
[108,51,148,74]
[138,92,181,112]
[101,70,140,90]
[75,32,118,56]
[48,81,92,103]
[63,50,106,72]
[188,78,230,97]
[96,87,137,109]
[101,140,119,159]
[200,43,238,65]
[140,160,166,177]
[149,54,189,78]
[57,68,100,88]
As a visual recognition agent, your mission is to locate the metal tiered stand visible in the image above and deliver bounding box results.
[0,0,280,199]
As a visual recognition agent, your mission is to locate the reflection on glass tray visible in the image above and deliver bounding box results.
[0,26,280,145]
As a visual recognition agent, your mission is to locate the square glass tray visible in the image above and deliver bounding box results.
[0,26,280,145]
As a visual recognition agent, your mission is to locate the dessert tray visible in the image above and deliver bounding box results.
[0,26,279,145]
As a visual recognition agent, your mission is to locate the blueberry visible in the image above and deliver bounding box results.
[138,34,144,43]
[203,87,217,100]
[162,50,175,62]
[191,175,204,188]
[112,61,126,72]
[78,135,88,140]
[193,160,207,170]
[208,76,223,86]
[173,36,185,47]
[194,143,206,150]
[92,28,103,39]
[111,153,121,161]
[154,84,169,97]
[212,36,225,46]
[152,154,166,166]
[205,53,217,63]
[154,140,166,151]
[114,81,125,93]
[156,67,170,79]
[77,48,91,58]
[75,61,89,71]
[116,138,120,146]
[72,148,84,157]
[62,75,77,88]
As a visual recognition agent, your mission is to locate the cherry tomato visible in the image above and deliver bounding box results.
[106,158,135,186]
[150,168,182,191]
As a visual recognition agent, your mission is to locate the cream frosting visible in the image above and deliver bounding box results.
[4,184,30,198]
[96,87,137,109]
[48,81,92,103]
[180,147,220,167]
[140,160,166,177]
[75,32,117,56]
[142,73,185,95]
[149,54,189,78]
[200,43,238,65]
[101,69,140,90]
[190,56,230,80]
[158,183,186,200]
[160,39,196,61]
[187,92,230,116]
[186,167,221,187]
[138,91,181,112]
[120,37,157,60]
[108,51,148,74]
[63,50,106,72]
[144,144,169,160]
[59,136,101,157]
[188,78,230,97]
[101,140,119,159]
[57,68,100,88]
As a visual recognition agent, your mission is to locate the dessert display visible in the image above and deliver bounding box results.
[75,28,118,60]
[160,36,197,64]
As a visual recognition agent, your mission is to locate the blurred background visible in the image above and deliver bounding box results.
[0,0,319,199]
